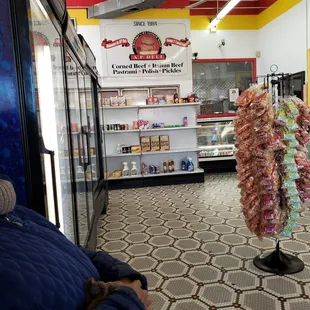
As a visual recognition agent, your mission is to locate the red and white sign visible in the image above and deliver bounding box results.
[100,19,192,80]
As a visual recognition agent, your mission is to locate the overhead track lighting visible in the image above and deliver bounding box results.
[209,0,241,29]
[186,0,210,9]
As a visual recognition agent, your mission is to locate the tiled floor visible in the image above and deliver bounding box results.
[97,173,310,310]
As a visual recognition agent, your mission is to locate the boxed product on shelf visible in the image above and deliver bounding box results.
[141,136,151,152]
[131,145,141,153]
[73,149,79,157]
[166,94,174,104]
[160,135,170,151]
[112,170,122,178]
[151,135,160,151]
[111,96,118,106]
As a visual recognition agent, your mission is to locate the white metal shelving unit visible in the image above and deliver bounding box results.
[101,102,202,180]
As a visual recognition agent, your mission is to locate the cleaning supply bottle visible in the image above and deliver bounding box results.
[131,162,138,176]
[187,157,194,172]
[122,162,129,177]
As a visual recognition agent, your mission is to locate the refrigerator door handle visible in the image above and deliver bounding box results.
[49,150,61,228]
[39,136,60,228]
[77,132,84,168]
[82,123,91,167]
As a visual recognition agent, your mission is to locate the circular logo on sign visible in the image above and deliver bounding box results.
[132,31,162,56]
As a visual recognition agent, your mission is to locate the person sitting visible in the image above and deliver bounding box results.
[0,173,151,310]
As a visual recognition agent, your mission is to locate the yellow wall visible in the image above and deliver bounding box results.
[68,0,302,30]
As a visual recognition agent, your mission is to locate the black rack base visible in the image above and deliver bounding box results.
[254,241,304,275]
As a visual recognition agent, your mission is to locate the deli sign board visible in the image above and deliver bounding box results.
[100,19,192,81]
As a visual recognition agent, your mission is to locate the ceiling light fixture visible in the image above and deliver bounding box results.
[209,0,241,29]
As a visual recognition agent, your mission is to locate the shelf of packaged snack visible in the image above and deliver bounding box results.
[142,148,200,155]
[199,144,235,150]
[199,156,236,162]
[106,174,143,181]
[141,126,201,132]
[101,102,201,110]
[105,168,204,181]
[104,126,201,134]
[105,153,142,158]
[142,168,204,177]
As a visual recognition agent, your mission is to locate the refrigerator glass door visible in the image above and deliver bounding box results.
[65,49,90,245]
[28,0,75,242]
[77,68,93,233]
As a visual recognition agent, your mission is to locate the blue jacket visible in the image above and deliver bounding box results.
[0,205,147,310]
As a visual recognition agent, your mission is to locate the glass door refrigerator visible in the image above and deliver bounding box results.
[10,0,106,249]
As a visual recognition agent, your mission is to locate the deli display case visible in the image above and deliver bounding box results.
[197,115,236,163]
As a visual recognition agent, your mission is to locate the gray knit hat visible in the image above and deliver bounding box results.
[0,177,16,215]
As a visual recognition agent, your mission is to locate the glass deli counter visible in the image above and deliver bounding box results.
[197,115,236,162]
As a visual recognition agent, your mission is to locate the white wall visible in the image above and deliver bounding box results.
[77,1,308,87]
[257,0,307,76]
[77,25,103,77]
[191,30,257,59]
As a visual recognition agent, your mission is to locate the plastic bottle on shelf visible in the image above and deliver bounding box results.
[77,165,84,180]
[183,117,188,127]
[131,162,138,176]
[122,162,129,177]
[187,157,194,172]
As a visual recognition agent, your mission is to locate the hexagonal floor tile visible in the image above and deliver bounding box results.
[225,270,259,289]
[176,208,195,215]
[181,251,210,266]
[236,227,253,237]
[164,220,186,229]
[287,266,310,282]
[125,233,149,244]
[104,222,126,231]
[104,215,125,223]
[123,217,144,225]
[186,222,210,231]
[170,300,207,310]
[218,212,239,219]
[123,210,142,217]
[149,291,170,309]
[213,255,242,270]
[103,231,127,241]
[221,234,246,245]
[226,219,246,227]
[169,228,193,239]
[174,239,200,251]
[146,226,169,236]
[211,225,235,234]
[149,236,174,247]
[143,272,163,290]
[240,291,281,310]
[160,213,180,221]
[281,240,309,253]
[125,244,153,256]
[249,237,275,249]
[200,284,235,307]
[100,240,128,252]
[263,276,301,298]
[181,215,202,223]
[194,231,218,242]
[287,300,310,310]
[195,210,216,217]
[202,242,229,255]
[143,218,165,226]
[189,265,221,283]
[152,247,181,261]
[157,261,188,277]
[124,224,147,233]
[210,205,230,212]
[232,245,260,259]
[129,256,158,272]
[300,253,310,266]
[203,217,225,225]
[162,278,196,298]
